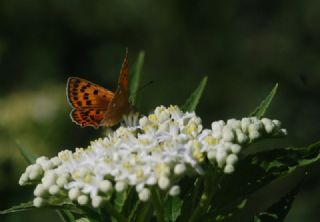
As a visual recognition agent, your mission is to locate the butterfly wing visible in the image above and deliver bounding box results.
[70,108,107,128]
[67,77,114,108]
[104,49,131,126]
[67,77,115,127]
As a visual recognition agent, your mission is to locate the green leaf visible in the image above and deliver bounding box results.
[204,199,248,222]
[76,218,90,222]
[249,83,278,118]
[0,200,86,215]
[129,51,145,106]
[122,188,139,218]
[164,196,183,222]
[15,140,37,164]
[128,200,141,222]
[252,179,303,222]
[113,190,128,213]
[0,201,34,214]
[57,210,76,222]
[178,178,202,222]
[0,199,100,222]
[181,76,208,112]
[211,140,320,219]
[136,202,152,222]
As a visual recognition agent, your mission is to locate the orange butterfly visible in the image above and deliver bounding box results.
[66,50,131,128]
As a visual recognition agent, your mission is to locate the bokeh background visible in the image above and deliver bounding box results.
[1,1,320,221]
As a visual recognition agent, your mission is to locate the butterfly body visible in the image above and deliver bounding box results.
[66,50,130,128]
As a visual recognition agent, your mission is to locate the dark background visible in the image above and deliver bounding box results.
[0,1,319,221]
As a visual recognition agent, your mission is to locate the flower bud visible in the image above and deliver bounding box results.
[34,184,46,197]
[49,185,60,195]
[224,164,235,174]
[68,188,80,200]
[230,144,241,154]
[248,124,260,140]
[261,118,274,133]
[241,118,251,132]
[99,180,113,193]
[138,188,151,202]
[174,164,186,175]
[56,176,68,187]
[222,126,235,142]
[169,185,180,196]
[226,154,238,165]
[235,129,248,144]
[92,195,103,208]
[50,157,62,166]
[33,197,45,208]
[115,181,127,192]
[158,176,170,190]
[77,195,89,205]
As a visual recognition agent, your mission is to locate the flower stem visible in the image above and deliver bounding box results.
[151,188,166,222]
[189,169,219,222]
[104,201,128,222]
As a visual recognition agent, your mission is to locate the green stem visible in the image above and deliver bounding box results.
[189,169,220,222]
[136,202,152,222]
[104,202,128,222]
[151,188,166,222]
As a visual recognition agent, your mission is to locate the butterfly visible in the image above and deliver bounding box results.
[66,50,131,128]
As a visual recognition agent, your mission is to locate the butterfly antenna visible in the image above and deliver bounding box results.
[130,80,154,104]
[137,80,154,94]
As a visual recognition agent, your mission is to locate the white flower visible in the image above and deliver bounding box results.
[19,106,287,208]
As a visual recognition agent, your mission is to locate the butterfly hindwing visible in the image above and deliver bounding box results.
[67,77,114,109]
[70,108,107,128]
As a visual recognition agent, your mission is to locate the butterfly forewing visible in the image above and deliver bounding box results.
[104,49,131,126]
[67,77,114,108]
[117,49,129,91]
[67,50,131,128]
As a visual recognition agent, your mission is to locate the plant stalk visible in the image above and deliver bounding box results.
[151,188,166,222]
[104,201,128,222]
[189,169,219,222]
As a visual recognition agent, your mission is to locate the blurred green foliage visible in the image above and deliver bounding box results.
[0,1,319,221]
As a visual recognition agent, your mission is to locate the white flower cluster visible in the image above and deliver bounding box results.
[19,105,286,208]
[200,117,287,173]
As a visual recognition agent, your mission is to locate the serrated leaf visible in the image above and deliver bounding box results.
[164,196,183,222]
[251,179,303,222]
[211,140,320,219]
[249,83,278,118]
[15,140,37,164]
[181,76,207,112]
[129,51,145,106]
